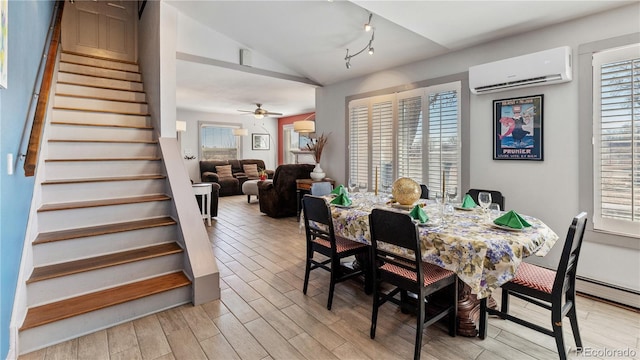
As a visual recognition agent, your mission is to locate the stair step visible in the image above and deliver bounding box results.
[42,174,165,185]
[39,194,170,212]
[52,109,149,127]
[50,121,152,130]
[49,139,157,144]
[53,105,149,116]
[20,271,190,331]
[27,242,183,284]
[34,216,176,244]
[54,95,148,114]
[62,50,138,65]
[56,82,146,103]
[58,57,139,74]
[59,62,141,82]
[57,69,143,84]
[57,72,144,92]
[55,92,146,105]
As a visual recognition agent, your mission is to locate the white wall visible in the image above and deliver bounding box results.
[177,109,279,182]
[316,4,640,292]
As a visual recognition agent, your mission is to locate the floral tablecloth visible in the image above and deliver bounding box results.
[327,193,559,299]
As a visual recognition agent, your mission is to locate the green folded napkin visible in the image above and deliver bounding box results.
[493,210,532,229]
[331,184,347,196]
[330,193,352,206]
[409,205,429,223]
[461,194,477,208]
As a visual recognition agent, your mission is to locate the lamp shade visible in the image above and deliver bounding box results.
[293,120,315,133]
[233,128,248,136]
[176,121,187,132]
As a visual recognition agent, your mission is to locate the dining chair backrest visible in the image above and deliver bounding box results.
[301,195,336,250]
[466,189,505,210]
[369,209,423,287]
[553,212,587,296]
[420,184,429,199]
[310,182,333,196]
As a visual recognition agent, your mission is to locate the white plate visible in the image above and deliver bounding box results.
[417,220,439,227]
[331,203,353,208]
[455,206,476,211]
[490,223,525,232]
[391,203,415,210]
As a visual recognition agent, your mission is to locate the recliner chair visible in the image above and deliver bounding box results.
[258,164,315,218]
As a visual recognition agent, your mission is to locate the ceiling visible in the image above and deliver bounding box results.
[169,0,633,117]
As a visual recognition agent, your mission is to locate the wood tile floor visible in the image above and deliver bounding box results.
[21,195,640,360]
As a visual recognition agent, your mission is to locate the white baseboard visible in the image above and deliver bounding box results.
[576,277,640,309]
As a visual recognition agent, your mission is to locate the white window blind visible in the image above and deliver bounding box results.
[371,98,394,190]
[427,89,460,196]
[349,103,369,186]
[593,44,640,237]
[348,82,461,196]
[398,93,423,183]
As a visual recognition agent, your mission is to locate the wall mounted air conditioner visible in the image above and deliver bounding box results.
[469,46,572,94]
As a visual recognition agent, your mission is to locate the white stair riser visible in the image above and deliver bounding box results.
[27,254,184,306]
[33,226,177,266]
[45,160,162,180]
[54,96,148,114]
[47,142,158,159]
[52,109,149,127]
[61,52,139,73]
[57,72,143,92]
[19,286,190,355]
[38,201,172,232]
[49,123,153,142]
[59,62,141,82]
[41,179,166,203]
[56,83,146,103]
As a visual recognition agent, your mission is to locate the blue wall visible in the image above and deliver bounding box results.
[1,1,54,358]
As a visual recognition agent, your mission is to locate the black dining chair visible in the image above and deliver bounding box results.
[479,212,588,360]
[301,195,369,310]
[466,189,505,210]
[369,208,457,360]
[420,184,429,199]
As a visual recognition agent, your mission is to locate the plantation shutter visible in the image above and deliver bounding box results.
[371,97,394,190]
[426,86,460,196]
[593,44,640,237]
[348,102,369,186]
[397,90,423,183]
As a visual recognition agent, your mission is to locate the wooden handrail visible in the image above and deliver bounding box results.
[24,0,65,177]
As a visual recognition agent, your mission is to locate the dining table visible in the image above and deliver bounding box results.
[323,191,559,336]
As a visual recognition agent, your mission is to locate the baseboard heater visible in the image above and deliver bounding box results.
[576,276,639,310]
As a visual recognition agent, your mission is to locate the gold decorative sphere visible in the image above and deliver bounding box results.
[391,177,421,205]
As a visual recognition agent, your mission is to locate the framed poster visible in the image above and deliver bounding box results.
[252,133,270,150]
[0,0,7,89]
[493,94,543,160]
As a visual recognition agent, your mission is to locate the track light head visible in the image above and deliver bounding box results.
[368,47,374,55]
[364,13,373,32]
[346,61,351,69]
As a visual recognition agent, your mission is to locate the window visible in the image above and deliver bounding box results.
[592,44,640,237]
[199,123,240,161]
[348,81,461,195]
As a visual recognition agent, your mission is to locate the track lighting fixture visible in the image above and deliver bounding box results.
[344,13,375,69]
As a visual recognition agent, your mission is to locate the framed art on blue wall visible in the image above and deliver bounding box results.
[493,94,544,160]
[0,0,7,89]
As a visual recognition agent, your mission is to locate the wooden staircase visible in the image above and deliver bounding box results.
[18,51,192,353]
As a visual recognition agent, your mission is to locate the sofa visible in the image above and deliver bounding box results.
[200,159,274,197]
[258,164,315,218]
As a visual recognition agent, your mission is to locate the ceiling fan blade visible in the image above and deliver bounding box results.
[237,110,254,113]
[265,111,283,116]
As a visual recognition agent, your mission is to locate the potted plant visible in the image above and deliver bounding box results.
[258,168,268,181]
[307,133,329,180]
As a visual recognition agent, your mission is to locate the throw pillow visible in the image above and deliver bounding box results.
[243,164,259,178]
[216,165,233,179]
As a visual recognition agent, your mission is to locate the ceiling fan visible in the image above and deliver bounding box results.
[237,103,283,119]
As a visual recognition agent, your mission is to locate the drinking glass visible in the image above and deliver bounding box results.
[446,187,458,204]
[433,191,443,206]
[442,203,455,227]
[358,182,367,193]
[348,178,357,194]
[478,192,492,220]
[489,203,501,221]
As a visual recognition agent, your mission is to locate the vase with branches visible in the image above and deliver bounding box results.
[307,133,329,180]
